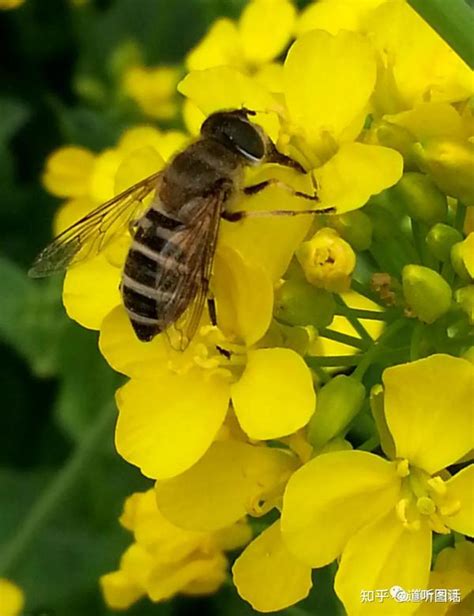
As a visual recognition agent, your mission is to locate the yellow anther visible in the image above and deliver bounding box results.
[396,459,410,477]
[396,498,410,524]
[427,476,447,496]
[416,496,436,515]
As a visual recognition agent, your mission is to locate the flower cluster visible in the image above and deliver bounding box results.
[40,0,473,614]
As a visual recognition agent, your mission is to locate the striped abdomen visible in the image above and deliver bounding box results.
[121,206,191,342]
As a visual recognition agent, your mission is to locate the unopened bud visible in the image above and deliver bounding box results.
[393,172,447,225]
[274,278,336,329]
[375,122,417,167]
[296,228,356,293]
[426,223,463,262]
[325,210,373,251]
[308,375,366,450]
[455,286,474,323]
[451,233,474,281]
[413,139,474,205]
[402,264,452,323]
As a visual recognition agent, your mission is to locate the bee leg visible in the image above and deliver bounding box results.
[243,177,319,201]
[222,205,335,222]
[207,296,217,326]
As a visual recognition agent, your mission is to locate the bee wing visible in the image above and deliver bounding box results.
[29,171,163,278]
[165,191,224,351]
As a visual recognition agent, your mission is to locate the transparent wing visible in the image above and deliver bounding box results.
[164,192,224,351]
[29,170,163,278]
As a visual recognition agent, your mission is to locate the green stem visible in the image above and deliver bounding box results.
[335,295,374,343]
[335,307,393,321]
[306,354,362,368]
[407,0,474,68]
[410,321,425,361]
[358,435,381,452]
[454,201,467,232]
[319,328,369,350]
[0,402,115,576]
[352,318,407,380]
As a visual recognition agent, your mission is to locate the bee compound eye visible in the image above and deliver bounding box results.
[225,117,265,162]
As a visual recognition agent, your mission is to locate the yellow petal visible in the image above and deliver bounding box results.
[445,465,474,537]
[114,145,164,195]
[183,98,206,136]
[233,521,312,613]
[155,440,297,531]
[383,355,474,474]
[0,579,25,616]
[118,126,188,162]
[314,143,403,214]
[335,510,432,616]
[253,62,284,93]
[178,66,280,141]
[99,306,169,377]
[231,348,315,439]
[147,553,227,602]
[384,103,465,142]
[115,369,230,479]
[100,570,144,610]
[369,2,474,109]
[89,149,122,203]
[42,146,95,198]
[239,0,295,66]
[284,30,376,152]
[297,0,385,36]
[281,451,400,567]
[63,254,121,330]
[213,245,273,346]
[186,18,242,71]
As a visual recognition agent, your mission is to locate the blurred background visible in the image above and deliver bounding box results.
[0,1,333,615]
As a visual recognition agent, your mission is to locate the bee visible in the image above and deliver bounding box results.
[30,108,333,348]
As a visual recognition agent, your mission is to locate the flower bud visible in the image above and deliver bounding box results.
[402,264,452,323]
[455,286,474,323]
[274,278,335,329]
[451,233,474,281]
[296,228,356,293]
[324,210,373,251]
[413,139,474,205]
[393,172,447,225]
[374,122,417,167]
[308,375,365,450]
[426,223,463,262]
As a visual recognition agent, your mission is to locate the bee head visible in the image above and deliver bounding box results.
[201,108,266,164]
[201,108,306,173]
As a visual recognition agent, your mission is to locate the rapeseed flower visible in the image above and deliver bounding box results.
[121,65,180,120]
[281,355,474,615]
[100,489,252,609]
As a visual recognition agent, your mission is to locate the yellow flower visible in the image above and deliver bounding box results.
[281,354,474,615]
[155,438,313,612]
[415,541,474,616]
[121,65,180,120]
[102,307,316,479]
[296,227,356,292]
[0,0,24,8]
[0,579,24,616]
[180,28,403,214]
[100,489,251,609]
[186,0,295,72]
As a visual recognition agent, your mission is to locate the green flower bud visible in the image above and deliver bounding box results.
[451,233,474,281]
[455,286,474,323]
[393,172,447,225]
[325,210,373,251]
[413,139,474,205]
[426,223,463,262]
[402,264,452,323]
[108,39,143,82]
[374,122,417,168]
[274,278,336,329]
[308,375,366,450]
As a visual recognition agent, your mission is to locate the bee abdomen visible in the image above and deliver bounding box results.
[122,207,187,342]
